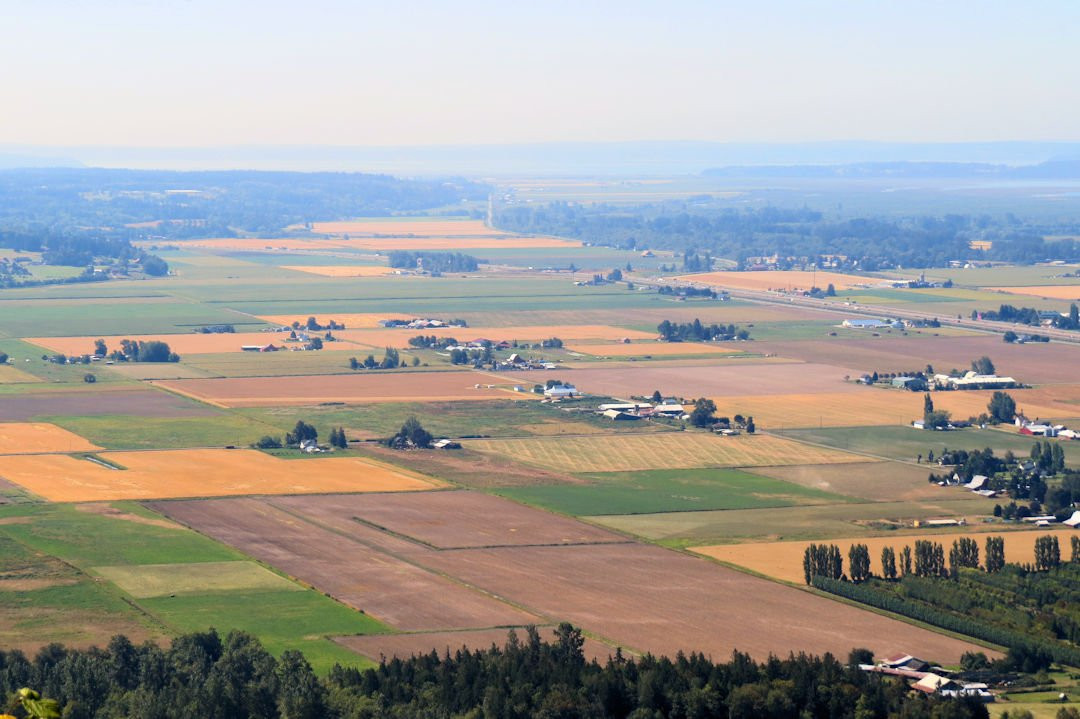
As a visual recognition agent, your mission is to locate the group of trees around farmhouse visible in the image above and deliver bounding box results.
[383,416,433,449]
[808,535,1080,672]
[387,251,479,273]
[494,199,1080,270]
[348,347,418,370]
[253,421,347,451]
[687,398,756,432]
[978,303,1080,331]
[657,319,750,342]
[0,625,1000,719]
[84,338,179,363]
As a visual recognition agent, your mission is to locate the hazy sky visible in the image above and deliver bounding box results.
[5,0,1079,147]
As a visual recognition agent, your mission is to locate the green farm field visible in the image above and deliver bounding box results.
[777,425,1080,466]
[42,413,284,449]
[0,299,262,337]
[0,503,386,672]
[494,467,853,516]
[589,496,1002,547]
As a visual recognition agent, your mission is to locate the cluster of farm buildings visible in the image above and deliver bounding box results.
[860,654,993,702]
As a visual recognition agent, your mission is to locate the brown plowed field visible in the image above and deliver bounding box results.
[0,423,99,455]
[498,362,859,399]
[152,492,988,661]
[682,270,899,292]
[755,336,1080,384]
[150,497,540,631]
[0,449,439,502]
[336,628,620,663]
[0,389,219,421]
[273,491,626,549]
[696,529,1068,585]
[418,542,988,662]
[154,371,522,407]
[989,285,1080,300]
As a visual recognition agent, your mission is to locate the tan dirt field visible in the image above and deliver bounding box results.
[257,313,397,329]
[695,529,1070,584]
[0,365,43,383]
[280,265,396,277]
[337,628,620,663]
[747,463,978,502]
[468,433,867,473]
[332,324,657,348]
[712,388,1073,429]
[754,336,1080,384]
[151,497,541,631]
[418,542,989,662]
[988,285,1080,300]
[27,332,370,357]
[566,342,738,357]
[93,561,302,598]
[0,423,100,454]
[681,270,899,292]
[0,449,440,502]
[273,491,625,549]
[310,219,508,236]
[154,371,518,407]
[498,362,860,400]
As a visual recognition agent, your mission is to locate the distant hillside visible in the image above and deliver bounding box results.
[703,159,1080,180]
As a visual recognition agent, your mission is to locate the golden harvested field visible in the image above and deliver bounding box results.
[0,449,441,502]
[696,529,1068,584]
[468,433,867,473]
[566,342,738,357]
[257,313,395,329]
[0,423,100,454]
[681,270,898,292]
[988,285,1080,300]
[0,365,43,383]
[280,265,396,277]
[159,236,580,251]
[712,388,1074,429]
[310,219,509,236]
[27,332,369,357]
[93,561,302,598]
[154,370,519,407]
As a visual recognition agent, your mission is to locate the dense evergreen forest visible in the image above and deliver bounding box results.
[494,202,1080,270]
[0,169,488,238]
[0,625,993,719]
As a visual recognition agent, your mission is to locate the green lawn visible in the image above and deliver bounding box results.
[495,468,853,516]
[777,425,1080,466]
[0,503,386,672]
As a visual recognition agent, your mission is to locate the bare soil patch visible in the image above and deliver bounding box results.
[150,497,539,631]
[273,491,625,549]
[419,542,987,662]
[0,389,219,421]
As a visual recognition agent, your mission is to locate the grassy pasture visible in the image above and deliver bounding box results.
[589,497,1001,547]
[0,300,261,337]
[93,561,302,598]
[0,503,385,672]
[777,425,1080,466]
[0,339,134,384]
[468,432,867,473]
[494,467,853,516]
[43,413,283,449]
